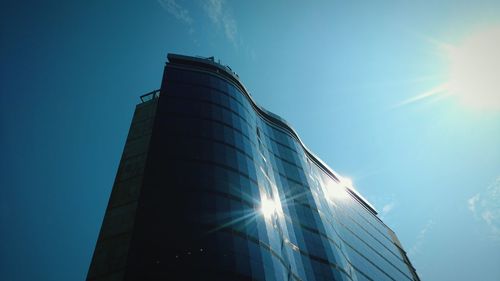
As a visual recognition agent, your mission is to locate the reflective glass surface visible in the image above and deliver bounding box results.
[123,63,418,281]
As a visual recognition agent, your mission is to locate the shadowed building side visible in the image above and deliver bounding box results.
[86,97,158,281]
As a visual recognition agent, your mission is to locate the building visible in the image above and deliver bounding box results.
[86,54,420,281]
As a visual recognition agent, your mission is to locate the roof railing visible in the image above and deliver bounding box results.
[140,89,160,103]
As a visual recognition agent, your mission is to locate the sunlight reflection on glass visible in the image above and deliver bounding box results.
[323,180,350,202]
[260,195,282,220]
[340,176,354,189]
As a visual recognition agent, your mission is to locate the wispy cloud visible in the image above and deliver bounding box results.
[204,0,238,45]
[468,176,500,240]
[409,219,435,257]
[381,201,396,216]
[370,192,396,221]
[158,0,193,26]
[468,193,480,212]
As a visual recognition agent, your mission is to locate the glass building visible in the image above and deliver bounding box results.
[86,54,420,281]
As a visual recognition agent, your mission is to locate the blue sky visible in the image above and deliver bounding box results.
[1,0,500,280]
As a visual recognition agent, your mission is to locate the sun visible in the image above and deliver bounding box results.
[441,26,500,110]
[395,26,500,110]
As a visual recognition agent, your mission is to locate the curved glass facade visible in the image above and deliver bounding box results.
[87,54,420,281]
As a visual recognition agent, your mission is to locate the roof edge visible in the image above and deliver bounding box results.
[166,53,379,215]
